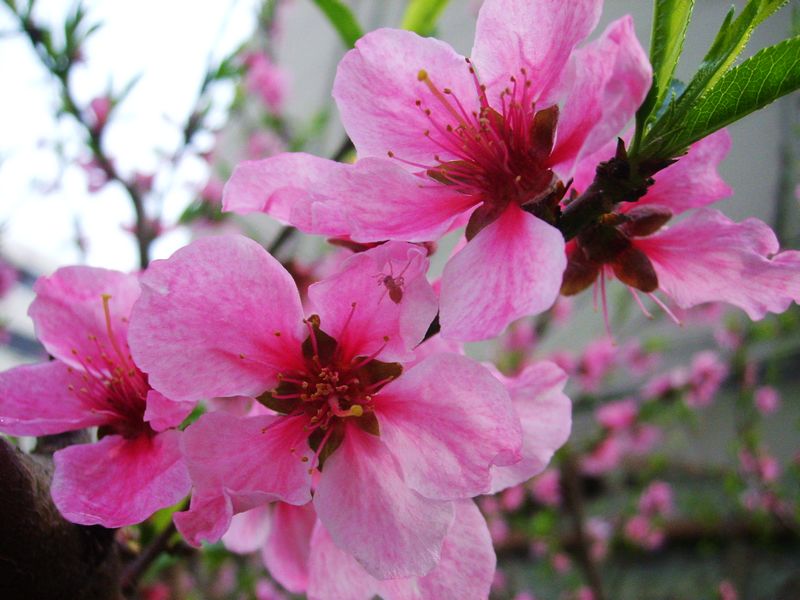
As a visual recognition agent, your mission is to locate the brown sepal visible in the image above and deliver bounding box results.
[256,387,300,415]
[354,412,380,437]
[612,246,658,292]
[622,205,673,237]
[561,245,601,296]
[309,424,345,471]
[530,105,559,159]
[301,315,338,364]
[466,200,509,240]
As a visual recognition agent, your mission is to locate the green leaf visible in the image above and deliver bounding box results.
[401,0,450,36]
[636,0,791,160]
[311,0,364,49]
[651,36,800,156]
[636,0,694,132]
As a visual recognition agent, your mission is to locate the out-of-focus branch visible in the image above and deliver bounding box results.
[0,435,121,599]
[561,448,606,600]
[120,502,186,596]
[10,4,154,268]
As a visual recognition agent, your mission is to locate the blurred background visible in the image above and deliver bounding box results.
[1,1,799,598]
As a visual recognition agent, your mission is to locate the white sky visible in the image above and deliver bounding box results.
[0,0,260,273]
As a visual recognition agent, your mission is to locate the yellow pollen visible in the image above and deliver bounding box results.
[349,404,364,417]
[417,69,428,81]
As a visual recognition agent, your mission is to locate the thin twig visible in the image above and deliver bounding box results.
[562,448,606,600]
[120,504,185,595]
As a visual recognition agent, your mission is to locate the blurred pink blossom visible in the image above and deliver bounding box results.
[754,385,781,415]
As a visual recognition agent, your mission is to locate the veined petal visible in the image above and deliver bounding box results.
[129,235,305,402]
[223,153,352,236]
[376,353,521,500]
[343,158,477,243]
[635,209,800,319]
[0,361,108,436]
[636,130,733,214]
[29,266,140,368]
[334,28,478,164]
[440,206,566,341]
[307,500,495,600]
[51,431,190,528]
[222,505,272,554]
[314,423,453,579]
[262,502,316,593]
[550,16,651,172]
[180,412,312,546]
[143,389,194,432]
[307,242,437,362]
[471,0,603,105]
[489,361,572,493]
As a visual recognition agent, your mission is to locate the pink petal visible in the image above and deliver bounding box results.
[471,0,602,105]
[222,153,352,236]
[179,412,312,544]
[343,158,477,242]
[29,266,140,368]
[222,505,272,554]
[636,130,733,214]
[0,361,109,436]
[314,423,454,579]
[307,242,437,362]
[635,209,800,319]
[307,500,495,600]
[489,361,571,493]
[51,431,190,528]
[174,493,233,546]
[439,206,566,340]
[263,502,316,593]
[143,389,194,432]
[333,28,478,164]
[129,235,305,402]
[550,17,651,171]
[376,353,521,500]
[306,523,381,600]
[411,500,496,600]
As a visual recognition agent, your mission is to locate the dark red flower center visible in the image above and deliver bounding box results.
[258,314,401,467]
[67,294,151,439]
[389,60,567,238]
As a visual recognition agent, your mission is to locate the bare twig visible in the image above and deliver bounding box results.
[561,448,606,600]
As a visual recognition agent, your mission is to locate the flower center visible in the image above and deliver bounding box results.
[389,61,565,237]
[66,294,150,438]
[258,314,401,467]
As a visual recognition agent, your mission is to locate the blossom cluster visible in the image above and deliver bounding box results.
[2,0,800,598]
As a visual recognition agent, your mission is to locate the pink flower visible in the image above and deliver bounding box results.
[718,580,738,600]
[578,337,617,393]
[686,351,727,408]
[244,52,287,113]
[624,514,663,550]
[551,552,572,574]
[565,131,800,323]
[754,385,781,415]
[224,0,652,341]
[89,96,112,133]
[530,468,561,507]
[595,398,638,431]
[0,267,191,527]
[128,236,535,579]
[0,259,18,298]
[227,499,497,600]
[638,481,674,517]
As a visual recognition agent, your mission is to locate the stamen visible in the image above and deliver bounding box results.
[648,292,683,326]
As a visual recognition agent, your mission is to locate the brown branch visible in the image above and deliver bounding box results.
[561,448,606,600]
[0,437,121,600]
[120,502,186,595]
